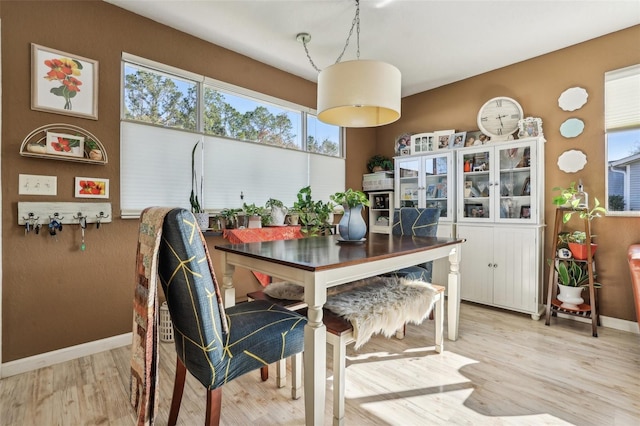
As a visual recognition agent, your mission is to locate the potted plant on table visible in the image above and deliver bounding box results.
[330,188,370,241]
[190,141,209,230]
[293,186,335,236]
[242,203,266,228]
[265,198,288,226]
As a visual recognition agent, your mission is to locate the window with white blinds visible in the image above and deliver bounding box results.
[605,64,640,215]
[605,64,640,130]
[120,121,345,217]
[120,54,345,218]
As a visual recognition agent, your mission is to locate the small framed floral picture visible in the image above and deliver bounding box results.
[46,131,85,158]
[75,177,109,199]
[31,44,99,120]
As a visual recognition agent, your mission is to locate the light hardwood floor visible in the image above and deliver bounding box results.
[2,302,639,425]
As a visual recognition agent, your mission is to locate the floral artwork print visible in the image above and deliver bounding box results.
[75,177,109,199]
[31,44,98,119]
[43,57,83,111]
[45,131,84,158]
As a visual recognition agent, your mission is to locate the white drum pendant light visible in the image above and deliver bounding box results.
[298,0,401,128]
[318,59,401,128]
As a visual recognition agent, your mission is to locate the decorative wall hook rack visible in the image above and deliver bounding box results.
[18,202,112,226]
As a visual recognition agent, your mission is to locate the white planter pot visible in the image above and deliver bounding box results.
[557,284,584,310]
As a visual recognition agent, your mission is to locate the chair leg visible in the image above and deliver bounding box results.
[276,358,287,388]
[260,365,268,381]
[291,353,303,400]
[205,387,222,426]
[168,357,187,426]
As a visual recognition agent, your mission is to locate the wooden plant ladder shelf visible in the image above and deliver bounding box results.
[544,208,600,337]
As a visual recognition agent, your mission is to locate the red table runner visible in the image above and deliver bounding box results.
[223,226,304,286]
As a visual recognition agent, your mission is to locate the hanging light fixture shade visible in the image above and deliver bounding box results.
[317,59,401,128]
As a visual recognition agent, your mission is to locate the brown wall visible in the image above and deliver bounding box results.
[0,0,372,362]
[1,1,638,362]
[376,25,640,323]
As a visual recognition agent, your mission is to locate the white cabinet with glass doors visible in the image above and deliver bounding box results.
[457,137,543,224]
[456,136,546,319]
[394,151,455,225]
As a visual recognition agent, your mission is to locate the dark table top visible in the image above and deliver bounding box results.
[215,233,463,272]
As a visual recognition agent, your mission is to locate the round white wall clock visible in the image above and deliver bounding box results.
[477,97,524,141]
[557,149,587,173]
[558,87,588,111]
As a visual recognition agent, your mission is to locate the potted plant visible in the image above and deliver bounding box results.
[293,186,335,236]
[190,141,209,230]
[242,203,265,228]
[265,198,287,226]
[551,259,601,309]
[552,182,606,260]
[367,155,393,173]
[330,189,370,241]
[220,208,242,229]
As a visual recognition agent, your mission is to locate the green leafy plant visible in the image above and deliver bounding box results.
[293,186,335,236]
[550,259,600,288]
[552,182,606,223]
[330,188,370,208]
[264,198,284,209]
[367,155,393,173]
[220,208,242,228]
[190,141,203,213]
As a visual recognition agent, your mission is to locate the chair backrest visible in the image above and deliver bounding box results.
[158,208,228,386]
[392,207,441,237]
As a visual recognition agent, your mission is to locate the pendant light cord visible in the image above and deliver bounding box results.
[300,0,361,73]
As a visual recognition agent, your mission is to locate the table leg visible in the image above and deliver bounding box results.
[304,293,326,426]
[447,245,461,341]
[219,252,236,308]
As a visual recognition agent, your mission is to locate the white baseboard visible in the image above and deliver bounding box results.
[1,332,132,378]
[556,313,640,334]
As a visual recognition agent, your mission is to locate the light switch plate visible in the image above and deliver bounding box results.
[18,174,57,196]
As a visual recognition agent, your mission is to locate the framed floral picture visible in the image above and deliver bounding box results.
[46,131,84,158]
[75,177,109,199]
[31,44,99,120]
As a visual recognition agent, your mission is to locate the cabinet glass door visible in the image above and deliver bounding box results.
[459,147,492,220]
[497,142,534,222]
[423,154,451,220]
[396,158,421,208]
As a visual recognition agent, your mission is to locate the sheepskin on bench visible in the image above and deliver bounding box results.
[264,276,438,349]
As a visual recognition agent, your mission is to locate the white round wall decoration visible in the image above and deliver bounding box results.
[559,118,585,138]
[558,87,589,111]
[557,149,587,173]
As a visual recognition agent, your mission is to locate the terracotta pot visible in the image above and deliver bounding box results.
[568,242,598,260]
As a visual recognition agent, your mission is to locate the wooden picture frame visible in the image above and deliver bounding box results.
[46,131,84,158]
[31,44,99,120]
[518,117,543,138]
[75,177,109,199]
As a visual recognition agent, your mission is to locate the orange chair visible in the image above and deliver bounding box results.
[627,244,640,325]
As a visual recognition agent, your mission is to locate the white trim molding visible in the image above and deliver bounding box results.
[1,333,132,378]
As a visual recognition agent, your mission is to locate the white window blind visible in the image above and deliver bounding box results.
[120,122,345,217]
[605,64,640,130]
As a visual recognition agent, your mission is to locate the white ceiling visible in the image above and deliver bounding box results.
[105,0,640,97]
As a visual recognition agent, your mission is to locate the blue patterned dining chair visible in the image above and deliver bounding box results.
[157,208,306,426]
[387,207,441,282]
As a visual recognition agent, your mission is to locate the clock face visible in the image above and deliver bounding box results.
[477,97,524,139]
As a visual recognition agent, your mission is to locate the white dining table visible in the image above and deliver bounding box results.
[215,233,463,426]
